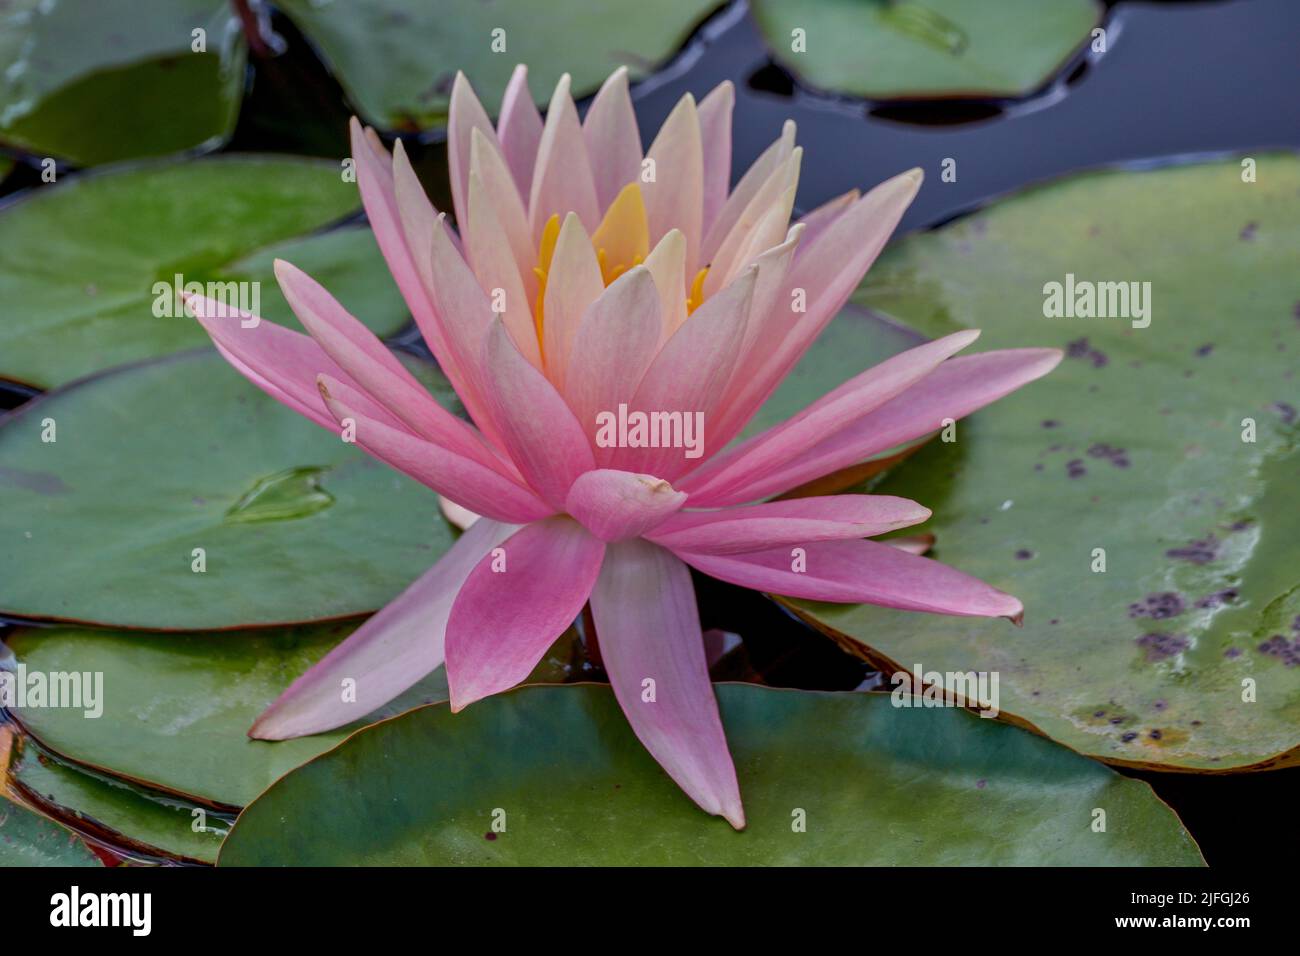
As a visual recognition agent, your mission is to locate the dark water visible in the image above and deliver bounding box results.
[3,0,1297,864]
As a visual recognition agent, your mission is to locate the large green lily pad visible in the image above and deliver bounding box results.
[218,684,1203,865]
[4,621,448,808]
[794,156,1300,772]
[0,793,101,866]
[3,623,582,809]
[751,0,1100,99]
[0,0,246,166]
[275,0,720,129]
[0,156,391,390]
[8,739,226,864]
[0,349,455,629]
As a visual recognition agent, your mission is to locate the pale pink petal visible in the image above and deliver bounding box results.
[497,64,543,199]
[583,66,643,212]
[185,293,395,432]
[889,533,935,556]
[712,227,801,428]
[273,259,514,474]
[684,329,980,499]
[529,73,600,240]
[541,212,605,388]
[646,494,930,554]
[445,517,604,710]
[609,265,756,477]
[468,127,537,299]
[697,347,1065,506]
[250,518,517,740]
[425,214,508,439]
[466,168,541,368]
[641,92,703,273]
[448,72,503,232]
[795,188,858,257]
[704,147,800,296]
[697,80,734,238]
[702,119,795,264]
[565,469,687,541]
[563,266,662,434]
[675,539,1023,620]
[318,374,553,523]
[480,319,596,508]
[710,168,923,444]
[439,495,481,531]
[590,538,744,828]
[643,228,687,340]
[349,121,439,361]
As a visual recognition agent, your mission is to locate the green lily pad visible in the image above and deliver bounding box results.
[751,0,1101,99]
[0,156,384,390]
[0,349,456,629]
[3,623,582,809]
[0,0,246,166]
[4,621,449,808]
[0,792,100,866]
[274,0,720,130]
[794,155,1300,772]
[217,684,1203,865]
[8,740,226,864]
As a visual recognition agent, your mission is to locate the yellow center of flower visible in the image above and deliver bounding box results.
[532,182,707,351]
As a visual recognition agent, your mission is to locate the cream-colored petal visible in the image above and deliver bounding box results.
[529,73,600,241]
[641,92,703,276]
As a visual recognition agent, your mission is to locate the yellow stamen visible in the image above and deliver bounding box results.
[532,214,561,349]
[591,182,650,285]
[686,267,709,314]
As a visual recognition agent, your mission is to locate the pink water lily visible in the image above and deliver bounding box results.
[187,65,1061,829]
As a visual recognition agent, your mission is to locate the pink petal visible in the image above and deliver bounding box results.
[317,373,552,524]
[448,72,503,232]
[541,212,606,389]
[643,228,687,340]
[273,259,513,474]
[565,469,687,541]
[704,147,800,296]
[250,518,517,740]
[794,188,858,257]
[697,80,734,238]
[468,127,537,300]
[647,494,930,554]
[529,73,600,240]
[676,539,1024,620]
[583,66,643,212]
[609,265,756,477]
[349,121,440,367]
[710,168,923,444]
[185,292,394,432]
[590,538,744,828]
[683,329,980,500]
[641,92,704,273]
[497,64,543,199]
[702,119,795,264]
[563,266,662,435]
[700,347,1064,505]
[479,319,596,508]
[445,517,604,710]
[466,167,541,368]
[425,214,508,439]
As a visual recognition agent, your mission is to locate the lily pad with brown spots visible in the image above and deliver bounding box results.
[790,155,1300,772]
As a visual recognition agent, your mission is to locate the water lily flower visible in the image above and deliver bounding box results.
[187,65,1061,829]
